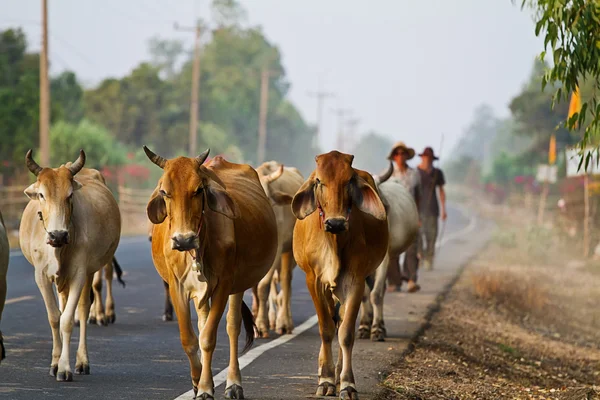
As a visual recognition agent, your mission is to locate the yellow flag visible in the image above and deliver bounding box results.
[568,85,582,127]
[549,134,556,165]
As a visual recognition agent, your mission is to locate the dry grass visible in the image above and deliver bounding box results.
[471,269,549,315]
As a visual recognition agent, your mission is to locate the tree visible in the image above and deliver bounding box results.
[51,71,84,123]
[350,132,394,175]
[517,0,600,168]
[50,119,127,169]
[148,37,185,80]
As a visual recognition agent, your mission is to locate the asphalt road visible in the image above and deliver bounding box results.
[0,203,484,399]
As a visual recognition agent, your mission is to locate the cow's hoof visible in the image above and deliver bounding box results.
[75,363,90,375]
[316,382,336,396]
[357,326,370,340]
[225,384,244,399]
[107,314,116,324]
[370,329,385,342]
[195,393,214,400]
[255,329,269,339]
[340,387,358,399]
[49,365,58,377]
[163,312,173,322]
[88,316,96,325]
[56,371,73,382]
[1,338,5,361]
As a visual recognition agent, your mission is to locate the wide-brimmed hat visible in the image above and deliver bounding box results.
[387,141,415,160]
[418,146,439,160]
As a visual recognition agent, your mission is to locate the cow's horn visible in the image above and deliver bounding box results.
[144,146,166,169]
[265,164,284,183]
[26,149,43,176]
[195,148,210,165]
[375,161,394,184]
[68,149,86,176]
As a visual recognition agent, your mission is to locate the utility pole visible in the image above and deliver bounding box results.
[257,67,269,164]
[332,108,352,152]
[308,85,335,149]
[174,22,202,157]
[40,0,50,166]
[345,117,360,153]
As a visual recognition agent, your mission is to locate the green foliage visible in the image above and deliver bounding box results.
[518,0,600,170]
[50,119,127,169]
[484,151,536,184]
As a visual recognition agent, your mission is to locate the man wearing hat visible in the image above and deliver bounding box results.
[417,146,447,270]
[385,141,422,293]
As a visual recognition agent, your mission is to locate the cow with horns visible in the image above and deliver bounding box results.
[358,162,419,341]
[292,150,389,399]
[144,146,278,399]
[252,161,304,338]
[19,150,121,381]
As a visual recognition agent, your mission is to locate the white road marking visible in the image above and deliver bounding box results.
[5,295,35,305]
[172,206,478,400]
[173,315,320,400]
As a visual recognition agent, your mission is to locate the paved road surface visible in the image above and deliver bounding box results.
[0,203,491,399]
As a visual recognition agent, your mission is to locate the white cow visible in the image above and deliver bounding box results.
[0,209,9,362]
[358,162,419,341]
[19,150,121,381]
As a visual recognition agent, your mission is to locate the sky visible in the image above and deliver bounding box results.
[1,0,545,164]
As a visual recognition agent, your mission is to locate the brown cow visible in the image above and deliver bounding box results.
[19,150,121,381]
[292,151,389,399]
[144,147,278,399]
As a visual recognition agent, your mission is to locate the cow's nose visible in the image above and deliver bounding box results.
[48,231,69,247]
[171,234,199,251]
[324,218,347,234]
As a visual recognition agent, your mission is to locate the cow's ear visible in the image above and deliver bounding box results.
[350,176,387,220]
[291,178,316,220]
[206,182,240,219]
[147,186,167,224]
[72,179,83,191]
[24,183,38,200]
[270,191,293,205]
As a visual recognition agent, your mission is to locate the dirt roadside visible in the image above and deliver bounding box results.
[375,195,600,400]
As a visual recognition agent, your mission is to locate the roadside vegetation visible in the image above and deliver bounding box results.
[378,192,600,400]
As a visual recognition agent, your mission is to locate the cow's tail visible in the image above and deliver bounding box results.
[113,257,126,288]
[241,300,256,355]
[332,301,342,332]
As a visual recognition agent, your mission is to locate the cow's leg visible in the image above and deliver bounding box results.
[255,263,276,338]
[276,251,295,335]
[57,272,86,382]
[75,275,93,375]
[358,277,373,340]
[337,280,364,399]
[251,285,259,319]
[163,280,174,321]
[371,252,391,342]
[0,268,5,362]
[198,282,230,399]
[306,273,336,397]
[104,262,116,324]
[89,268,106,326]
[224,292,244,399]
[268,271,278,331]
[34,271,62,376]
[170,284,201,395]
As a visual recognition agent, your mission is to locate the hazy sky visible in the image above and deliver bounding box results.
[2,0,544,162]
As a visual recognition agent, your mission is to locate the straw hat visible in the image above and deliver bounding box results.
[387,141,415,160]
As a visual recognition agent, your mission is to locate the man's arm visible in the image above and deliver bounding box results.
[438,169,447,220]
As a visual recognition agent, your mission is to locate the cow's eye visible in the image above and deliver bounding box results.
[315,178,321,185]
[39,193,45,200]
[160,189,169,197]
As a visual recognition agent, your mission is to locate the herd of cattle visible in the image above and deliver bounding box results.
[0,147,420,400]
